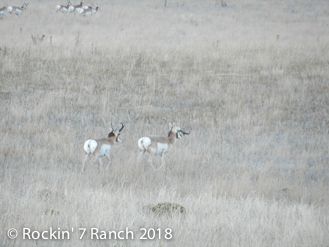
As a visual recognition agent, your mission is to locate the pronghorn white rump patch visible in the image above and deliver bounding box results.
[138,137,168,155]
[138,137,151,151]
[84,139,98,154]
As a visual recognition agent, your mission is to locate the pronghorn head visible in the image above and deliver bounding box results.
[109,122,125,143]
[23,3,29,9]
[168,122,190,139]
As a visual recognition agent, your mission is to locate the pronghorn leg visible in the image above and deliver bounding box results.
[98,156,103,172]
[105,153,112,170]
[147,153,158,171]
[82,154,89,173]
[137,150,145,160]
[137,150,146,169]
[154,154,165,171]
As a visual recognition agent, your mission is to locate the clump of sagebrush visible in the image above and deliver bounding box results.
[38,189,65,202]
[45,208,60,216]
[145,202,186,217]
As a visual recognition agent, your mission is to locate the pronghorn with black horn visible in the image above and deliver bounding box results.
[0,6,7,17]
[83,123,125,172]
[82,4,101,16]
[56,0,71,13]
[75,2,92,14]
[138,122,190,171]
[7,2,28,15]
[69,0,84,13]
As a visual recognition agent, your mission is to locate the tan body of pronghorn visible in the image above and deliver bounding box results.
[68,0,84,13]
[56,1,71,13]
[7,3,28,15]
[138,123,190,171]
[83,123,124,172]
[82,4,101,16]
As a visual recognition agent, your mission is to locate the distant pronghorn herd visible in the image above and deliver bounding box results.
[83,122,190,172]
[57,0,102,16]
[0,2,28,17]
[0,1,101,19]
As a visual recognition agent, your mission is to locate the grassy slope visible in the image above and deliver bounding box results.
[0,0,329,246]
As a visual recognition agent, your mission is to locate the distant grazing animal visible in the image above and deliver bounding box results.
[75,3,93,14]
[56,1,71,13]
[69,0,85,13]
[7,3,28,15]
[138,122,190,171]
[82,3,94,10]
[82,4,101,16]
[0,6,7,17]
[83,123,125,172]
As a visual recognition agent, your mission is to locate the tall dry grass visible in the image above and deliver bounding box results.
[0,0,329,246]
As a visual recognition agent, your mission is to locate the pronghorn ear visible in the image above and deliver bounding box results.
[173,122,176,127]
[169,122,172,128]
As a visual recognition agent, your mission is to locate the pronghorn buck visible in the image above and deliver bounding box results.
[83,123,125,172]
[7,3,28,15]
[75,3,93,14]
[0,6,7,17]
[82,4,101,16]
[138,123,190,171]
[69,0,84,13]
[56,1,71,13]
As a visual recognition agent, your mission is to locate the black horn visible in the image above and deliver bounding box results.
[179,130,190,135]
[118,122,125,132]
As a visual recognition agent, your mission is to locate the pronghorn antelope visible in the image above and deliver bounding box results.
[7,3,28,15]
[82,4,101,16]
[0,6,7,17]
[83,123,125,172]
[138,123,190,171]
[68,0,84,13]
[56,1,71,13]
[75,3,93,14]
[82,3,94,10]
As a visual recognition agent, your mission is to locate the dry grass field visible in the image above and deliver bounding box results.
[1,0,329,246]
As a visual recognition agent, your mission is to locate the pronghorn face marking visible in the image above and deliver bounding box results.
[115,132,122,143]
[107,130,122,143]
[137,122,190,171]
[82,122,125,172]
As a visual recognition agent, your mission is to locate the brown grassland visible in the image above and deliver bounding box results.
[0,0,329,246]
